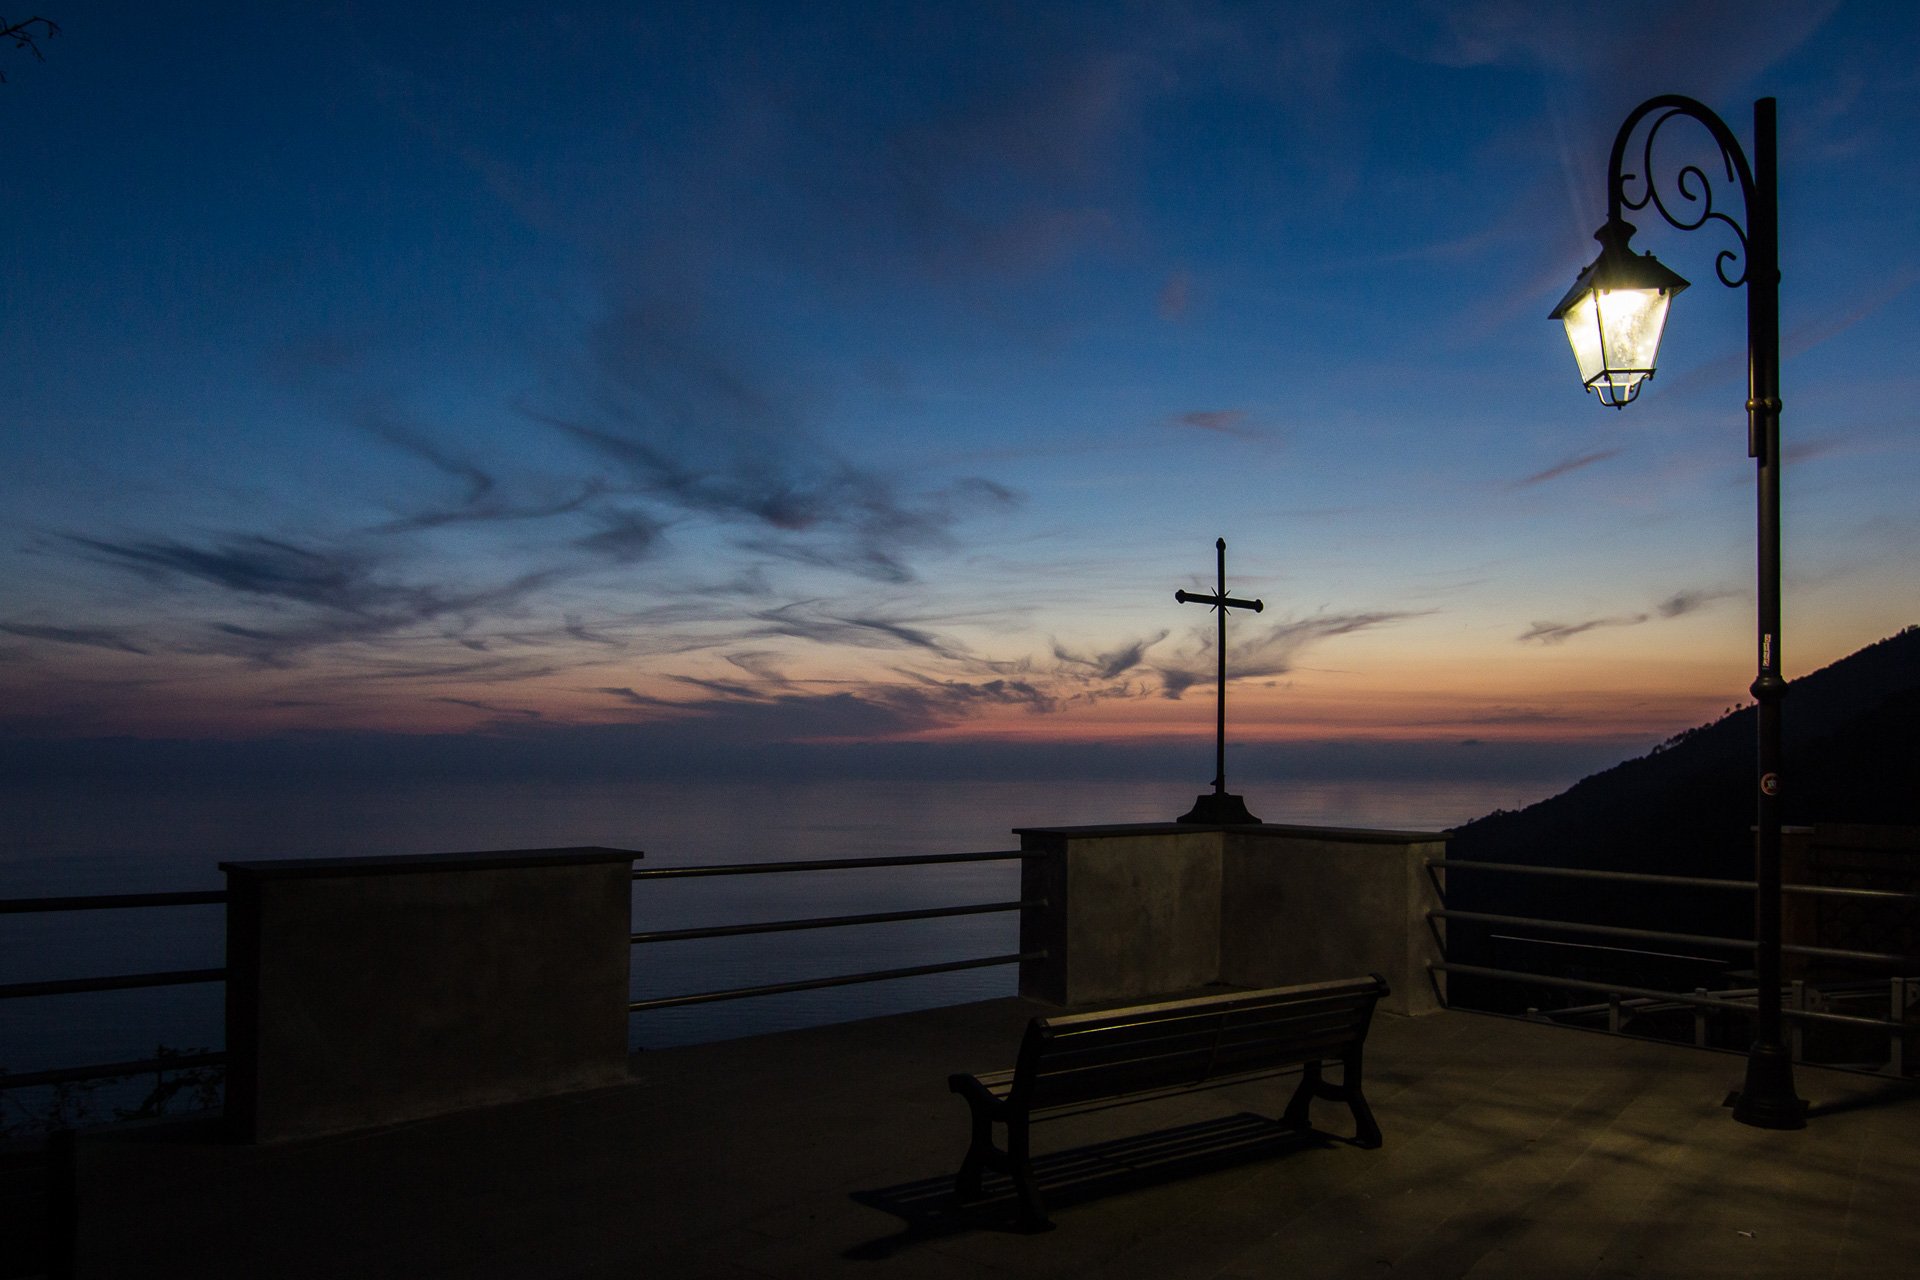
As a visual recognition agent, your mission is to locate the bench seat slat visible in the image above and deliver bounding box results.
[1043,997,1370,1045]
[1033,1013,1368,1080]
[1027,1035,1367,1108]
[1041,1006,1367,1062]
[1036,977,1382,1032]
[1033,1026,1361,1086]
[1040,1013,1368,1063]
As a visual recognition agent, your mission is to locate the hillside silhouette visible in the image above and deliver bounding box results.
[1444,625,1920,1009]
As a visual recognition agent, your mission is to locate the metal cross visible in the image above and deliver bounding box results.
[1175,538,1263,800]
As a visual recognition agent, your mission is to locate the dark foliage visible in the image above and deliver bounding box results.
[1,15,58,80]
[1,1049,223,1139]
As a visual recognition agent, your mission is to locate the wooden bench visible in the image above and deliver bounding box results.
[948,975,1389,1228]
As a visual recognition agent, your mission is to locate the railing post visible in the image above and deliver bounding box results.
[1607,994,1622,1034]
[1425,857,1448,1010]
[1693,989,1710,1047]
[1891,976,1912,1078]
[46,1125,77,1280]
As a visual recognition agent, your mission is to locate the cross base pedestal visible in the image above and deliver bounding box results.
[1176,791,1262,825]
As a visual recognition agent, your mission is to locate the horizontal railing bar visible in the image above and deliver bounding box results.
[1432,908,1751,953]
[1552,996,1673,1017]
[1427,859,1920,902]
[0,889,227,914]
[1783,942,1920,965]
[628,950,1043,1012]
[0,968,228,1000]
[1428,860,1755,892]
[0,1051,227,1091]
[632,899,1040,945]
[1431,908,1918,966]
[632,850,1033,879]
[1433,961,1911,1031]
[1780,882,1919,902]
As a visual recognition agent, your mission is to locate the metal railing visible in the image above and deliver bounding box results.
[6,847,1048,1097]
[628,849,1045,1012]
[1427,857,1918,1074]
[0,889,230,1092]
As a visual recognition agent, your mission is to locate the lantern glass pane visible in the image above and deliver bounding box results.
[1560,286,1672,402]
[1598,286,1671,374]
[1560,290,1608,386]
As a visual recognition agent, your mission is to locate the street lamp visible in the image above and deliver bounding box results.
[1553,95,1804,1129]
[1550,217,1690,406]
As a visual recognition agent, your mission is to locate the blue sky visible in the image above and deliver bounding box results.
[2,2,1915,788]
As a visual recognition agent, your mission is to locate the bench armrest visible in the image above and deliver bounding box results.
[949,1072,1010,1117]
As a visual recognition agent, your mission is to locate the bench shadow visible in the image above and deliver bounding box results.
[844,1111,1333,1258]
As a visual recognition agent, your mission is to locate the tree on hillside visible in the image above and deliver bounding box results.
[2,15,58,81]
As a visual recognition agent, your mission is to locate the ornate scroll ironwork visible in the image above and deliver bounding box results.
[1606,95,1757,290]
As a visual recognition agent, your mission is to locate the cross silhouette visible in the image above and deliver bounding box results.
[1173,538,1264,824]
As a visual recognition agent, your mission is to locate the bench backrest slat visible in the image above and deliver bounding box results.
[1012,977,1386,1111]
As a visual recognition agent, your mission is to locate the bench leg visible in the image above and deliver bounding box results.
[1283,1061,1321,1130]
[1345,1089,1383,1149]
[954,1101,994,1200]
[1341,1055,1383,1149]
[1285,1059,1382,1148]
[1006,1115,1052,1231]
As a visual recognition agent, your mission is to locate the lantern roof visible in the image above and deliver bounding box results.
[1550,217,1691,320]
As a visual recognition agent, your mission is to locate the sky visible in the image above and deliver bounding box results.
[1,1,1915,790]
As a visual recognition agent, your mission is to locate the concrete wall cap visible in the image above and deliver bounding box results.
[1015,822,1446,843]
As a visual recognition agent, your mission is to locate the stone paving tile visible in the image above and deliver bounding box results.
[1203,1020,1910,1280]
[49,1000,1920,1280]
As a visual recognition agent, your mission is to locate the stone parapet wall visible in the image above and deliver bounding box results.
[1017,823,1446,1016]
[223,846,637,1143]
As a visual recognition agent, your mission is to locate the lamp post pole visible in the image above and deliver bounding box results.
[1737,99,1801,1131]
[1572,95,1803,1127]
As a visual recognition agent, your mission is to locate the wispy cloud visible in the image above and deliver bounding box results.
[877,47,1153,277]
[562,616,626,647]
[1784,263,1919,359]
[572,511,667,565]
[0,622,151,655]
[364,416,601,533]
[435,696,543,720]
[1154,610,1424,699]
[519,291,1021,586]
[744,601,972,662]
[1052,632,1167,680]
[604,689,944,742]
[1520,584,1736,644]
[1508,448,1622,489]
[721,650,795,687]
[66,531,568,669]
[892,668,1059,716]
[667,673,775,701]
[1783,433,1855,466]
[1171,410,1257,439]
[70,534,389,611]
[1518,614,1648,644]
[1655,589,1736,618]
[1406,706,1579,727]
[597,685,675,708]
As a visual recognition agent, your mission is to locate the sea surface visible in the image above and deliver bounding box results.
[0,774,1545,1104]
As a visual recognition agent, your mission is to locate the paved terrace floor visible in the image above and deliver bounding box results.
[41,999,1920,1279]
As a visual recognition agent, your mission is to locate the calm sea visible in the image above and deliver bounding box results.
[0,774,1542,1090]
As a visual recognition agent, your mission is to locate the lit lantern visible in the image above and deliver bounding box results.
[1550,217,1690,407]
